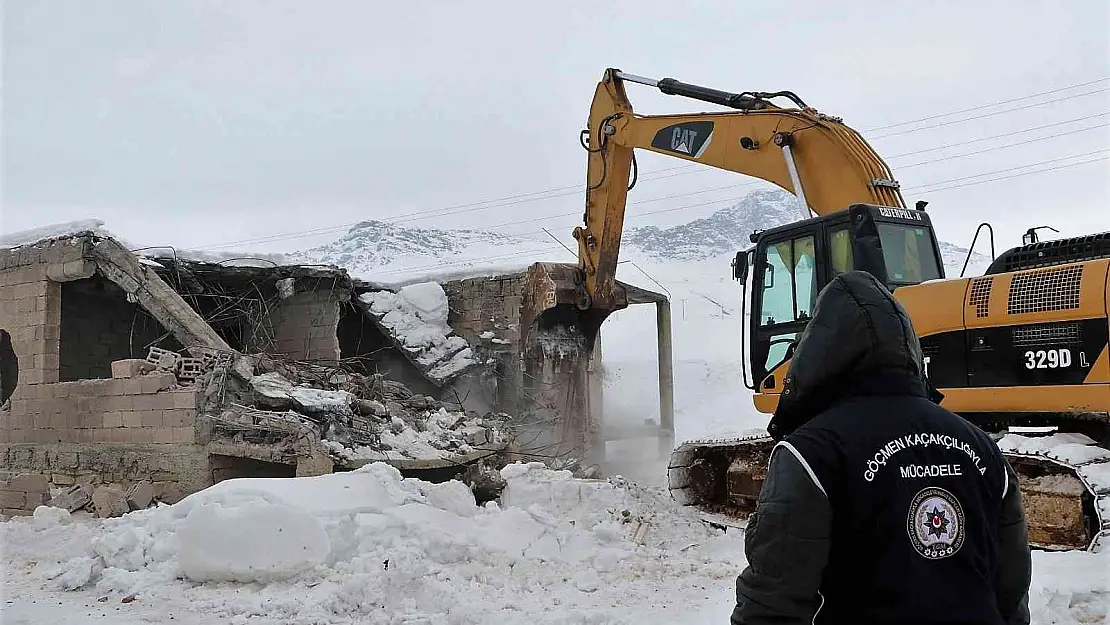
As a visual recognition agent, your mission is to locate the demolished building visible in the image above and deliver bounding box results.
[0,227,673,516]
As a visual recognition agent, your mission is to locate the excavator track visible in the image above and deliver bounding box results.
[667,428,1110,553]
[667,430,777,530]
[995,431,1110,553]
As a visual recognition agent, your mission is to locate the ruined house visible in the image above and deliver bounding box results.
[0,228,673,516]
[0,231,503,514]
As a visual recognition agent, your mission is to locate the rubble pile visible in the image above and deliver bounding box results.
[241,365,508,466]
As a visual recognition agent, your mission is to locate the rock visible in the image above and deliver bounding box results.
[91,486,128,518]
[251,372,294,411]
[158,489,186,505]
[462,463,507,505]
[125,481,154,511]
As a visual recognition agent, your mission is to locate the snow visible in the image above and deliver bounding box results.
[0,219,110,248]
[2,462,749,624]
[178,499,330,583]
[4,460,1108,624]
[0,218,290,267]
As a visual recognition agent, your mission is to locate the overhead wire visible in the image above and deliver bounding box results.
[368,150,1110,276]
[192,77,1110,251]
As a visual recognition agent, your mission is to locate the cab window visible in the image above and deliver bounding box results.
[760,234,817,326]
[829,226,853,275]
[877,223,942,284]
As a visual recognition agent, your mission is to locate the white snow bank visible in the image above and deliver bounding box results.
[1,462,745,624]
[178,499,330,583]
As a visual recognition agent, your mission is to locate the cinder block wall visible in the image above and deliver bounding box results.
[250,291,341,362]
[2,372,199,446]
[0,239,79,387]
[442,274,525,348]
[0,237,210,493]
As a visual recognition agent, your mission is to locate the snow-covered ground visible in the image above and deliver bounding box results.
[3,461,1107,624]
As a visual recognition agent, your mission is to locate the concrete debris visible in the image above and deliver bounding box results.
[0,472,52,516]
[49,484,93,513]
[90,485,129,518]
[358,284,477,386]
[111,359,156,379]
[460,462,508,505]
[126,480,154,510]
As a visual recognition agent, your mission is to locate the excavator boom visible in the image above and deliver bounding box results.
[574,68,904,325]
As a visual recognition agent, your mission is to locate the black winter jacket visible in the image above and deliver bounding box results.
[730,271,1031,625]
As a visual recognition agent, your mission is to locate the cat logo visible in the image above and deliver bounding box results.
[651,121,714,158]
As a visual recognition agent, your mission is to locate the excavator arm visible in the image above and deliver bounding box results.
[576,68,905,315]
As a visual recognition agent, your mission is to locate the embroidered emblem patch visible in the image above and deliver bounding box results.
[907,486,965,559]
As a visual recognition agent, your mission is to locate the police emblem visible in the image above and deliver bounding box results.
[906,486,965,559]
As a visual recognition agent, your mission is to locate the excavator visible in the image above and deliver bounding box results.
[522,68,1110,553]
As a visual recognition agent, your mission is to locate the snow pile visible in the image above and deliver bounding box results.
[2,462,744,624]
[4,461,1110,624]
[361,282,477,382]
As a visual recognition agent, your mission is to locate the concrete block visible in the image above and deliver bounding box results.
[140,373,176,394]
[91,486,128,518]
[171,427,195,444]
[50,484,93,512]
[133,395,159,412]
[51,473,76,486]
[9,472,49,494]
[151,428,174,444]
[122,378,144,395]
[125,481,153,510]
[151,393,177,411]
[2,508,32,517]
[172,391,198,410]
[127,427,153,444]
[140,410,163,428]
[122,411,143,428]
[111,359,156,379]
[162,409,193,428]
[102,412,123,428]
[0,489,26,509]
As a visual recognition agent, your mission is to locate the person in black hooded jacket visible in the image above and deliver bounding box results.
[730,270,1031,625]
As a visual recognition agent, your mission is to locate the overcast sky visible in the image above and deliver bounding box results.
[2,0,1108,256]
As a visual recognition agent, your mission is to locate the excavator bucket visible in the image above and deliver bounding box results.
[520,262,625,351]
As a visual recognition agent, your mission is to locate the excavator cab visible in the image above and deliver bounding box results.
[738,203,945,398]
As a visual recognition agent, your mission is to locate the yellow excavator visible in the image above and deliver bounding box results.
[523,68,1110,553]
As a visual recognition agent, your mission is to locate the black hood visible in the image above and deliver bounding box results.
[766,270,941,440]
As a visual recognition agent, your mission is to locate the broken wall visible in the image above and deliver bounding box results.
[249,290,344,362]
[0,236,211,495]
[441,272,604,466]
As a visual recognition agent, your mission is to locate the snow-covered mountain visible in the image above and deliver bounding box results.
[292,188,990,282]
[622,189,803,260]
